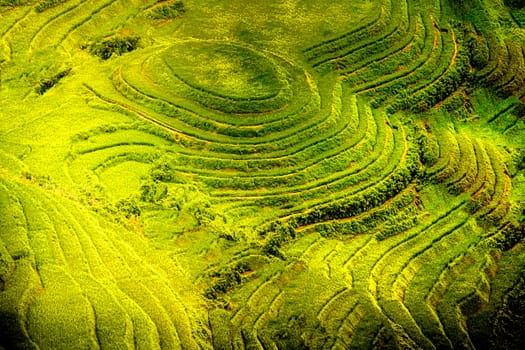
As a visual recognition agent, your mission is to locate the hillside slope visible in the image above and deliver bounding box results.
[0,0,524,349]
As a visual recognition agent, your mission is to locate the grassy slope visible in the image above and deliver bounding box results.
[0,0,524,349]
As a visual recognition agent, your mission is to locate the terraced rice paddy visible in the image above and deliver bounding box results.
[0,0,524,349]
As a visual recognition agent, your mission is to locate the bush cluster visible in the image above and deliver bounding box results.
[148,1,185,19]
[140,181,168,203]
[89,36,140,60]
[35,68,71,95]
[205,262,250,299]
[259,221,296,259]
[486,222,525,251]
[505,0,525,9]
[115,198,141,218]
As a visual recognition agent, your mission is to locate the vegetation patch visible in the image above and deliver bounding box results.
[35,68,71,95]
[147,1,186,20]
[0,0,524,348]
[88,36,140,60]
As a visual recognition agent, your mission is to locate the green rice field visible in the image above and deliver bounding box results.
[0,0,524,349]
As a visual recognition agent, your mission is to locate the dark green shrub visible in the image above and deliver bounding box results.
[115,198,141,218]
[258,221,297,258]
[139,181,168,203]
[35,68,71,95]
[505,0,525,9]
[150,160,174,182]
[205,262,250,299]
[89,36,140,60]
[487,222,525,251]
[148,1,185,19]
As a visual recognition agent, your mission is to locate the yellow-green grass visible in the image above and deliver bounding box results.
[209,102,382,200]
[0,174,207,349]
[327,0,412,74]
[1,0,524,349]
[27,264,98,350]
[343,14,427,89]
[304,0,394,67]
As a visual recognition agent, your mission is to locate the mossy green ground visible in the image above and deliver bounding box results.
[1,0,524,349]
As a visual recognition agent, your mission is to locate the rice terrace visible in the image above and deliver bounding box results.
[0,0,524,348]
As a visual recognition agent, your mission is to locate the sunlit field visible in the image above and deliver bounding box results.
[0,0,524,349]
